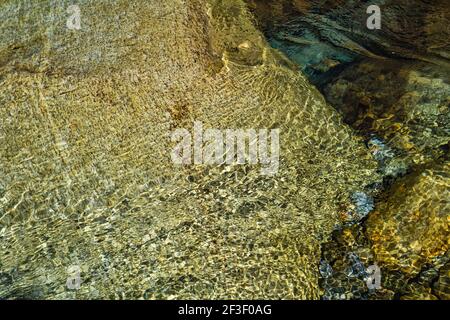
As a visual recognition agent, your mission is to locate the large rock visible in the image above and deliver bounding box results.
[323,59,450,167]
[0,0,379,299]
[248,0,450,66]
[366,160,449,276]
[248,1,450,168]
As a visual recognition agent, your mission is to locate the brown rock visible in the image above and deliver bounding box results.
[367,160,449,276]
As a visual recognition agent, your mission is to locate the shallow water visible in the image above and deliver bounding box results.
[0,0,448,300]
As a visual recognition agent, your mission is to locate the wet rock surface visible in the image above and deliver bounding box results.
[367,160,449,277]
[323,59,450,168]
[249,0,450,66]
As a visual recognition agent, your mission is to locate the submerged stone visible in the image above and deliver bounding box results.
[366,160,449,277]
